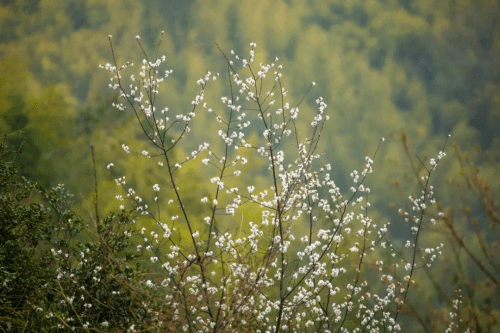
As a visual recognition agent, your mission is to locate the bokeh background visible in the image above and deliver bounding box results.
[1,0,499,331]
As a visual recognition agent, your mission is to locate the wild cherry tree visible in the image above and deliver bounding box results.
[100,34,452,332]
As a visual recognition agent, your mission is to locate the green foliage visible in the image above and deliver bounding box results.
[0,141,158,331]
[0,140,56,330]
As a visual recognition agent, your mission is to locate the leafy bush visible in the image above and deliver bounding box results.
[0,141,57,331]
[0,141,158,331]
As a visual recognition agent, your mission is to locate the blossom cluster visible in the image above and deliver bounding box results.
[96,36,450,332]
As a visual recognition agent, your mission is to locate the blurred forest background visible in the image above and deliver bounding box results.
[1,0,499,331]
